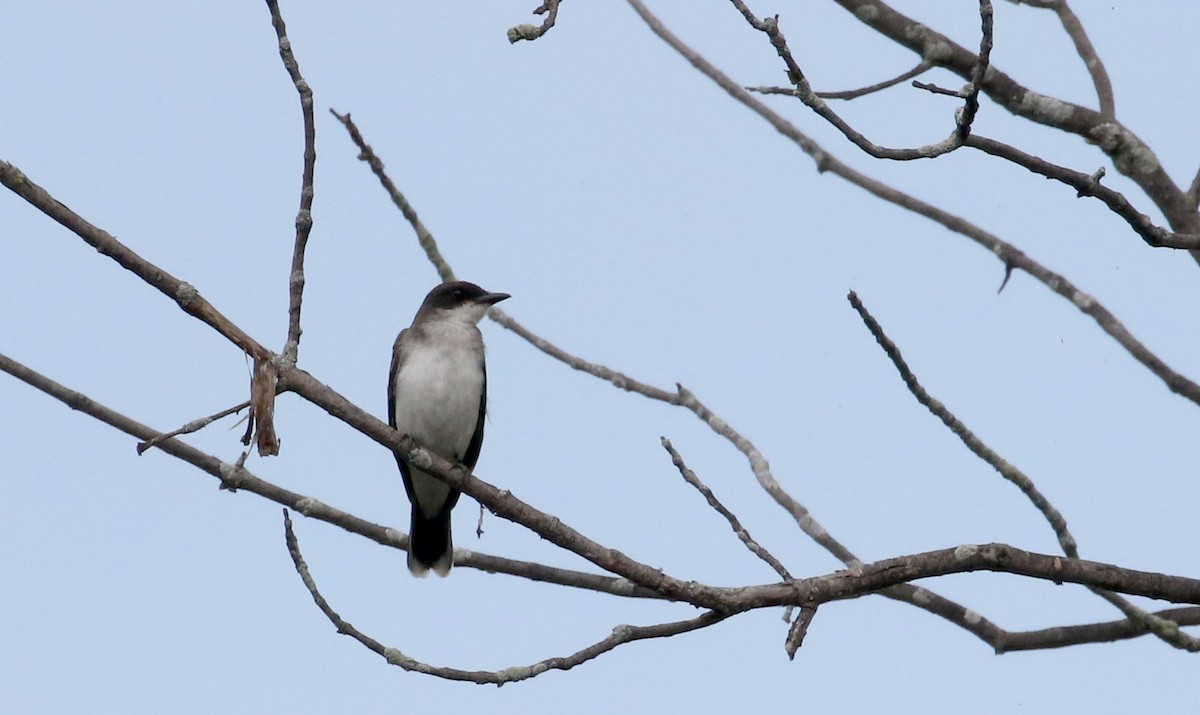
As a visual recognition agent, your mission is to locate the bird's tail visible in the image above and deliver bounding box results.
[407,507,453,577]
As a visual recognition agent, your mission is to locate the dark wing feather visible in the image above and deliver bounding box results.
[388,329,419,504]
[460,360,487,471]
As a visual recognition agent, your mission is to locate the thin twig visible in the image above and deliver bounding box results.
[821,60,932,100]
[662,437,792,580]
[749,60,932,100]
[673,384,861,567]
[488,307,680,401]
[847,291,1077,554]
[732,0,992,160]
[136,399,251,455]
[283,508,730,684]
[1009,0,1114,115]
[329,109,456,282]
[954,0,993,143]
[912,80,970,98]
[266,0,318,367]
[966,134,1200,249]
[847,291,1200,651]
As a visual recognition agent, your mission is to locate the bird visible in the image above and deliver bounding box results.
[388,280,510,576]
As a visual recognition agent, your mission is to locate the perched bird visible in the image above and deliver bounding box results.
[388,281,510,576]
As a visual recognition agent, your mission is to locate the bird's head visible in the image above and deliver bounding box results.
[417,280,510,326]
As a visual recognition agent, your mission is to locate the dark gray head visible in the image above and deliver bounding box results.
[414,281,510,326]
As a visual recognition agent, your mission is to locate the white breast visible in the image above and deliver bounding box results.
[391,323,485,515]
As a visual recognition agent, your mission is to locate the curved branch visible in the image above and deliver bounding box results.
[284,509,729,684]
[820,60,933,100]
[749,58,931,100]
[266,0,318,366]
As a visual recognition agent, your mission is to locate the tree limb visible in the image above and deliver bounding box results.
[622,0,1200,407]
[266,0,317,367]
[0,160,271,362]
[284,508,729,684]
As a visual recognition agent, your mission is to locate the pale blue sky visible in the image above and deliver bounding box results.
[3,2,1198,712]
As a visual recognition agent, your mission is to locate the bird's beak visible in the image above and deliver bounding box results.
[478,292,511,306]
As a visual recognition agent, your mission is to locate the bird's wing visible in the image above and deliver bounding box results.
[460,360,487,472]
[388,328,418,502]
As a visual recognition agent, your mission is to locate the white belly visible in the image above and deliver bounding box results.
[392,328,484,516]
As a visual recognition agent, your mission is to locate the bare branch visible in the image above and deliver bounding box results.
[623,0,1200,408]
[749,61,932,99]
[284,508,729,684]
[7,349,1198,650]
[966,134,1200,249]
[1090,588,1200,652]
[673,384,861,567]
[278,374,729,608]
[848,292,1200,651]
[507,0,563,44]
[662,437,792,581]
[327,96,1125,648]
[488,306,680,402]
[329,109,456,283]
[785,606,818,659]
[0,351,668,599]
[136,399,251,455]
[748,543,1200,611]
[822,60,932,100]
[265,0,318,367]
[831,0,1200,244]
[912,80,971,98]
[732,1,992,160]
[283,352,1200,617]
[1008,0,1115,115]
[0,161,271,362]
[847,291,1076,554]
[1002,606,1200,652]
